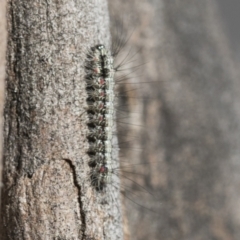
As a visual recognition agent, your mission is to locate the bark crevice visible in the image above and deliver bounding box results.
[62,158,86,239]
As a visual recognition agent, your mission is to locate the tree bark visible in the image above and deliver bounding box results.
[0,0,7,207]
[1,1,122,239]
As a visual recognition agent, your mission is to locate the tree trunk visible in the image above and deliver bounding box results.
[1,1,122,239]
[0,0,7,207]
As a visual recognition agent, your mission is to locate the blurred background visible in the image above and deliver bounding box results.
[217,0,240,61]
[109,0,240,239]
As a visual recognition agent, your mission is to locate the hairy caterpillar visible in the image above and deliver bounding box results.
[77,11,164,240]
[85,44,115,190]
[83,34,158,212]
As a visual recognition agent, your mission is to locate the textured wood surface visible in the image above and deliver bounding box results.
[1,1,122,239]
[0,0,7,208]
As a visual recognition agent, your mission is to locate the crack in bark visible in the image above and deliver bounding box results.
[62,158,86,240]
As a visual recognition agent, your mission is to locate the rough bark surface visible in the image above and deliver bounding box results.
[109,0,240,240]
[2,1,122,239]
[0,0,7,204]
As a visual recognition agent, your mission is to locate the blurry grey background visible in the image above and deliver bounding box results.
[217,0,240,60]
[110,0,240,239]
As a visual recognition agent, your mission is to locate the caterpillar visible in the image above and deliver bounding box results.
[83,18,161,240]
[84,44,115,190]
[83,40,156,204]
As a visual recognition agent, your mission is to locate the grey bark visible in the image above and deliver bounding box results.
[109,0,240,240]
[0,0,7,206]
[1,1,122,240]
